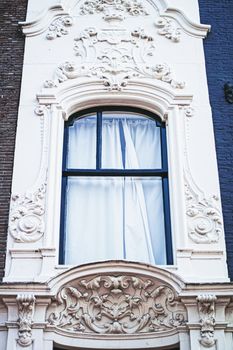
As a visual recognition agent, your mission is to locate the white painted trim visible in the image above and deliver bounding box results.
[19,0,210,39]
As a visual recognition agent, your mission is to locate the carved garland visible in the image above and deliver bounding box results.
[17,295,36,347]
[79,0,148,22]
[46,15,73,40]
[9,183,46,242]
[155,17,181,42]
[47,275,187,334]
[44,27,185,91]
[197,295,217,348]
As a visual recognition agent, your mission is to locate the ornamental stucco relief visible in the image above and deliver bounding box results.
[44,27,185,91]
[197,295,217,348]
[185,179,222,244]
[16,294,36,347]
[79,0,148,22]
[155,17,181,42]
[9,184,46,243]
[47,274,187,334]
[46,15,73,40]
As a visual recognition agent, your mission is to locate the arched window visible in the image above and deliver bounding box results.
[59,108,173,266]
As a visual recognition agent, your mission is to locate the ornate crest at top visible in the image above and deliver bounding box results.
[80,0,148,22]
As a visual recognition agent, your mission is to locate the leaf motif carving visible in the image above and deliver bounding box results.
[45,27,185,91]
[47,274,187,335]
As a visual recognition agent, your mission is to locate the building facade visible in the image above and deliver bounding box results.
[0,0,233,349]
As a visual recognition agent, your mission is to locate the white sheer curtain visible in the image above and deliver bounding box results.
[64,114,167,266]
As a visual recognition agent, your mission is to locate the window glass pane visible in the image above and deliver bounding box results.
[102,113,162,169]
[67,115,96,169]
[64,176,166,266]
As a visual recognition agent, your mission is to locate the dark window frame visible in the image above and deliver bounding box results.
[59,107,173,265]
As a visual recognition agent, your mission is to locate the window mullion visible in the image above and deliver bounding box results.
[162,177,173,264]
[96,111,102,170]
[160,125,168,172]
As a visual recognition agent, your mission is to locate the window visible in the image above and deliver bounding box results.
[59,107,173,266]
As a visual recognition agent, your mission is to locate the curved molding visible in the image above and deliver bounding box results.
[159,8,210,39]
[37,79,193,121]
[20,1,210,39]
[47,261,186,293]
[19,5,72,37]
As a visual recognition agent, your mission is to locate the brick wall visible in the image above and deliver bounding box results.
[199,0,233,279]
[0,0,28,279]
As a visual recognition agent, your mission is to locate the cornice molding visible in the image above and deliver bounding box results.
[19,1,210,39]
[19,5,72,37]
[158,8,210,39]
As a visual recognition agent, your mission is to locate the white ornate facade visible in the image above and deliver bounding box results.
[0,0,233,349]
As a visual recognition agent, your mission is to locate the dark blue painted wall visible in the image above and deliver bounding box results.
[199,0,233,279]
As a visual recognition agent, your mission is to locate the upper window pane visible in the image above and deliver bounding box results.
[67,115,96,169]
[102,112,162,169]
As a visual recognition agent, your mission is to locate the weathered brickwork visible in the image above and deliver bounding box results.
[0,1,28,279]
[199,0,233,279]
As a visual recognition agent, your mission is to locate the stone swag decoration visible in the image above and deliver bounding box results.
[47,275,187,334]
[46,15,73,40]
[44,27,185,91]
[155,17,181,42]
[16,295,36,347]
[197,295,217,348]
[9,184,46,243]
[80,0,148,21]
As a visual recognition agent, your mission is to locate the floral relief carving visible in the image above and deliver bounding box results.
[44,27,185,91]
[155,17,181,43]
[46,15,73,40]
[47,274,187,335]
[185,178,222,244]
[16,294,36,347]
[197,295,217,348]
[9,184,46,243]
[79,0,148,22]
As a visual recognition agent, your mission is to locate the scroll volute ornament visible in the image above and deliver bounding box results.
[47,274,187,335]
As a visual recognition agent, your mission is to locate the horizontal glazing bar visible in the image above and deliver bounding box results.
[63,169,168,177]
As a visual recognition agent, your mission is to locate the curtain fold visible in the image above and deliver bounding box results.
[65,115,166,266]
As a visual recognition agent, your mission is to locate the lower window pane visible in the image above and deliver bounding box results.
[63,177,167,265]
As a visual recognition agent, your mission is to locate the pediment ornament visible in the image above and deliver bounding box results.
[47,274,187,335]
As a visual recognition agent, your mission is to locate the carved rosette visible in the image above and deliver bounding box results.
[9,184,46,243]
[80,0,148,22]
[46,15,73,40]
[47,274,187,335]
[155,17,181,42]
[197,295,217,348]
[17,295,36,347]
[185,180,222,244]
[44,27,185,91]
